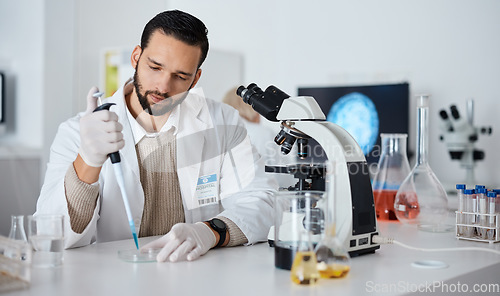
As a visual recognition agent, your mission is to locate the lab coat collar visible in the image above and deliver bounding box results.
[126,105,180,145]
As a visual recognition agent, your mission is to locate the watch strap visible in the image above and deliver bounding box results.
[208,218,227,248]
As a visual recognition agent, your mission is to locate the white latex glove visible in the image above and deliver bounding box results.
[141,222,216,262]
[79,87,124,167]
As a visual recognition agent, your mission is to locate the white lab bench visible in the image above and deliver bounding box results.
[4,212,500,296]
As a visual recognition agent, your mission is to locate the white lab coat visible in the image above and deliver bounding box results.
[36,84,277,248]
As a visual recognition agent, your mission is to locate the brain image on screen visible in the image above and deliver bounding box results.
[326,92,379,155]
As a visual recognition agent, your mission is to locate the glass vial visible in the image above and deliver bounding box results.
[8,215,28,242]
[464,189,475,237]
[394,95,450,232]
[372,134,411,221]
[477,188,488,239]
[487,191,496,240]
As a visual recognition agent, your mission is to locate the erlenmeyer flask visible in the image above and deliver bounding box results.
[314,161,350,279]
[290,230,320,285]
[372,134,411,221]
[394,95,450,232]
[315,231,350,278]
[8,215,28,242]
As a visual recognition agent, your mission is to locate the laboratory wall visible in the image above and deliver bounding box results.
[0,0,44,148]
[163,0,500,188]
[0,0,46,235]
[62,0,500,189]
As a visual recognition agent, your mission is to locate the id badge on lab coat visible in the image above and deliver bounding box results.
[194,174,218,207]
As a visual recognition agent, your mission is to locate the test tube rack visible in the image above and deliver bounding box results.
[455,211,500,243]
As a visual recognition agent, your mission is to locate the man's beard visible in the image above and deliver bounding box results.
[133,70,189,117]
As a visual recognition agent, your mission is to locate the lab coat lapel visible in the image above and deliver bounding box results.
[177,90,209,213]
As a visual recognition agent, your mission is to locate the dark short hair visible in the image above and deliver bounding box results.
[141,10,209,68]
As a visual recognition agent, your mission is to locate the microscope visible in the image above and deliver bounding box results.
[438,99,492,188]
[237,83,380,261]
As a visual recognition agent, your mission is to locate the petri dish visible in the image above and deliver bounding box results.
[117,248,161,263]
[411,260,448,269]
[418,224,454,233]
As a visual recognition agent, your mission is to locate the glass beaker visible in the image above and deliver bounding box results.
[314,161,350,278]
[8,215,28,242]
[274,191,324,270]
[394,95,450,232]
[372,134,411,221]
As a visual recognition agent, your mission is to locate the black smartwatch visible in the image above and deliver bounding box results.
[207,218,227,248]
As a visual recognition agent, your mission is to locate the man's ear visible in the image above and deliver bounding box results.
[131,45,142,68]
[190,68,202,89]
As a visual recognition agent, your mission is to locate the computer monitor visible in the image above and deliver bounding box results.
[297,83,409,165]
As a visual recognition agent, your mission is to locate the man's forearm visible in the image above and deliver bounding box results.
[73,154,102,184]
[65,163,100,233]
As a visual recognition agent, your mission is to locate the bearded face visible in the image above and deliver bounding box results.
[129,31,202,118]
[133,67,189,117]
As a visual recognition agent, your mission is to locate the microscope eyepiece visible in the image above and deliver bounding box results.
[450,105,460,120]
[237,84,263,105]
[236,85,246,97]
[236,83,290,122]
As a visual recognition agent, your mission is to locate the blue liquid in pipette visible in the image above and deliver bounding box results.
[130,221,139,250]
[132,232,139,250]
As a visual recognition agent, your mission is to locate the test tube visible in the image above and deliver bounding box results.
[487,191,497,240]
[456,184,466,236]
[494,189,500,214]
[477,188,488,239]
[464,189,475,238]
[471,188,478,225]
[473,185,484,224]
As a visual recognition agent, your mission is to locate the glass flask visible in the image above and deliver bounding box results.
[290,230,320,285]
[314,161,350,279]
[372,134,411,222]
[394,95,450,232]
[8,215,28,242]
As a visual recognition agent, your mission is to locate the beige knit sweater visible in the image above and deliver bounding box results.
[64,131,247,247]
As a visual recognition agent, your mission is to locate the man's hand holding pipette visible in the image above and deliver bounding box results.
[79,87,124,168]
[74,87,140,250]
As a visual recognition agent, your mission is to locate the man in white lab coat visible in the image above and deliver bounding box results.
[36,10,276,262]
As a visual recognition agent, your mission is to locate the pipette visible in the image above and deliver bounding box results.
[92,92,139,250]
[93,92,104,105]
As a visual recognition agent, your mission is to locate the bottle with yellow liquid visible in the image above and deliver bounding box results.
[291,231,320,285]
[290,250,320,285]
[314,160,351,279]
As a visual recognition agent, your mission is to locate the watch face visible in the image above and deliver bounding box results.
[212,219,226,230]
